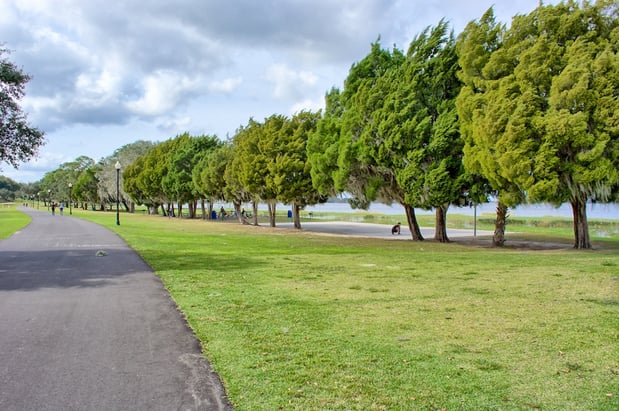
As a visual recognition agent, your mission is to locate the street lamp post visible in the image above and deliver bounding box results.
[37,192,40,209]
[68,183,73,215]
[115,161,121,226]
[47,189,51,210]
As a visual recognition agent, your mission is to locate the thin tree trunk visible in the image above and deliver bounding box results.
[571,195,591,249]
[200,199,206,220]
[268,201,277,227]
[292,202,301,229]
[493,202,508,247]
[233,201,246,224]
[208,201,214,220]
[404,203,424,241]
[252,200,259,226]
[434,205,450,243]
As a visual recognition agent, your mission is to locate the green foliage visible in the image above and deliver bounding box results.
[97,140,156,208]
[0,48,45,168]
[39,156,96,204]
[456,1,619,248]
[0,175,20,201]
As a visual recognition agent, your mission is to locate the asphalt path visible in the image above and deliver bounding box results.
[278,221,493,240]
[0,208,232,411]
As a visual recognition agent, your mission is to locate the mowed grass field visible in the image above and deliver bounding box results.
[0,205,31,239]
[4,207,619,410]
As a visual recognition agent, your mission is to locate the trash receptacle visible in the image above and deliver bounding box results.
[211,210,217,220]
[287,210,292,218]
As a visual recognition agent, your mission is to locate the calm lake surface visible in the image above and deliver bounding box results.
[298,201,619,220]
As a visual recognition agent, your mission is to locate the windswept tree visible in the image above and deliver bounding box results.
[457,1,619,248]
[371,20,466,242]
[163,133,221,218]
[123,140,177,215]
[0,48,45,169]
[310,41,426,237]
[307,88,343,198]
[456,7,519,246]
[230,119,267,225]
[231,116,288,227]
[271,110,326,229]
[193,143,235,219]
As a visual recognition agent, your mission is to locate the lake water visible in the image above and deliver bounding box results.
[270,201,619,220]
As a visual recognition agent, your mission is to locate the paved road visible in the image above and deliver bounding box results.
[0,208,232,411]
[278,221,493,239]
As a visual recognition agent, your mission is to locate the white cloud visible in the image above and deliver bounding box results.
[265,64,318,100]
[157,116,192,134]
[208,77,243,94]
[0,0,562,183]
[126,70,202,117]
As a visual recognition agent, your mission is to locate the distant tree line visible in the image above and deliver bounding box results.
[4,2,618,249]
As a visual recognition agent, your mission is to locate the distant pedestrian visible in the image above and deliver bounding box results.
[59,203,64,215]
[391,222,401,235]
[51,202,56,216]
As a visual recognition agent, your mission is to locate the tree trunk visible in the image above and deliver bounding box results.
[207,201,214,220]
[434,205,450,243]
[200,199,206,220]
[252,200,259,226]
[234,201,246,224]
[268,200,277,227]
[493,202,508,247]
[292,202,302,229]
[404,203,424,241]
[571,195,591,249]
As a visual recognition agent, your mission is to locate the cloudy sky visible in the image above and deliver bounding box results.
[1,0,557,183]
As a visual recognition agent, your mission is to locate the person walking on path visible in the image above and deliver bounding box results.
[0,207,232,411]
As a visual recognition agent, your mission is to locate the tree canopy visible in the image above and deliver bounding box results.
[457,1,619,248]
[0,48,45,169]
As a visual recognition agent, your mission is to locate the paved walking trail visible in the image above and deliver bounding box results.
[0,208,232,411]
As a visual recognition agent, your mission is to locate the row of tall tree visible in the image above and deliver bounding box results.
[304,0,618,249]
[8,1,618,249]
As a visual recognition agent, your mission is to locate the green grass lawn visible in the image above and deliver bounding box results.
[0,205,31,239]
[5,208,618,410]
[69,210,619,411]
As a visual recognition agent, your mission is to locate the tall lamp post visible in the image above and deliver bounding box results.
[115,161,121,226]
[47,189,51,210]
[68,183,73,215]
[37,192,40,209]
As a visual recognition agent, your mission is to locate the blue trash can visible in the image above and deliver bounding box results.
[211,210,217,220]
[287,210,292,218]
